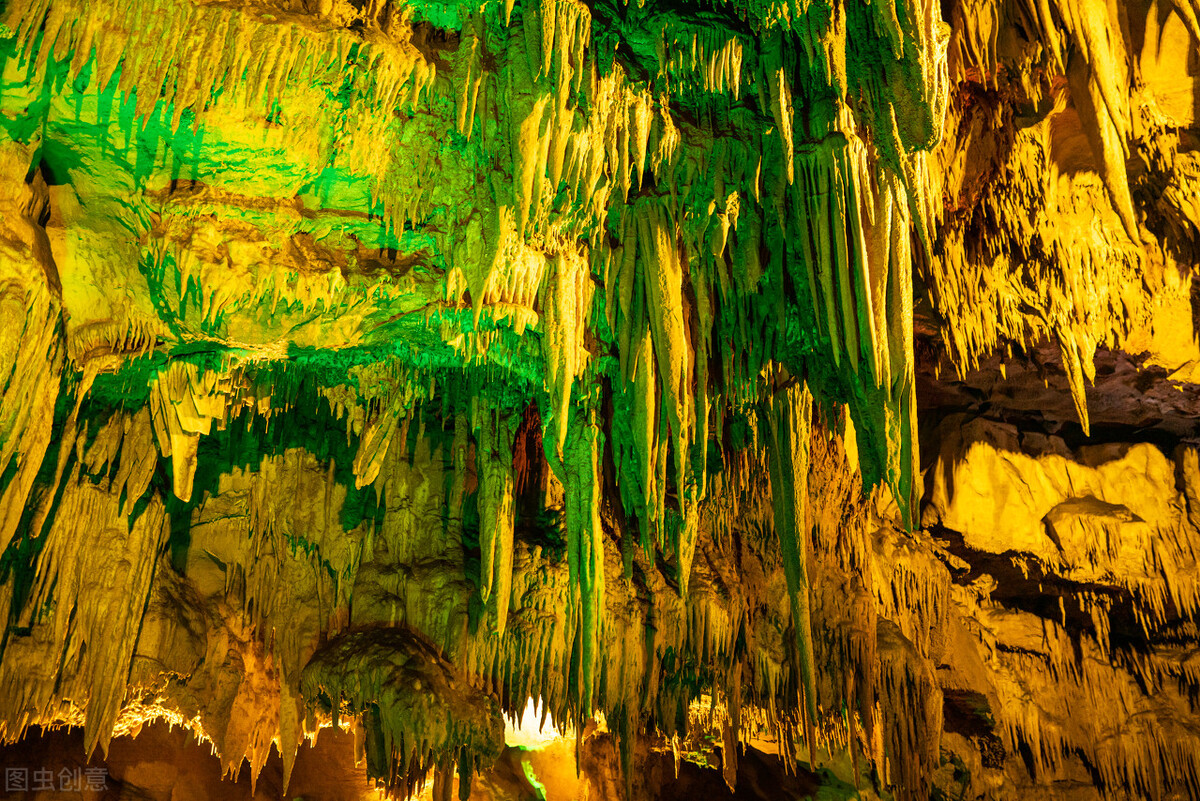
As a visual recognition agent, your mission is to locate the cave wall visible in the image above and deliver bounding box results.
[0,0,1199,798]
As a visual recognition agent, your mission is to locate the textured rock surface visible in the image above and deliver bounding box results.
[0,0,1199,798]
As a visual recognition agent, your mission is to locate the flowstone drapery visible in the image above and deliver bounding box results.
[2,0,1200,798]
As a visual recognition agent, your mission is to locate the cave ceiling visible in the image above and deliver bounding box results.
[1,0,1200,798]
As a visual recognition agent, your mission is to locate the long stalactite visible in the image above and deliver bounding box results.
[0,0,1199,798]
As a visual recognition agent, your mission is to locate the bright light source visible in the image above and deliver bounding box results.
[504,698,565,749]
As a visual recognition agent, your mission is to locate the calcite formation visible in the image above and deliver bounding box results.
[0,0,1199,798]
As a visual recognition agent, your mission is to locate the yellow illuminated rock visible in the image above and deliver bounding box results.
[0,0,1198,799]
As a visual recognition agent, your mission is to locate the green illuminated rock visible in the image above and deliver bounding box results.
[2,0,1200,799]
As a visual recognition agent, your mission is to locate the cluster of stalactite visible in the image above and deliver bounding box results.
[926,0,1200,433]
[0,0,943,519]
[2,0,1200,799]
[0,339,950,799]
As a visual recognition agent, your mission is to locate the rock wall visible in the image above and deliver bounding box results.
[0,0,1198,798]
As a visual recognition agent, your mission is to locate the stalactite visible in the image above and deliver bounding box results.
[763,381,817,747]
[5,0,1198,798]
[0,147,64,558]
[473,403,518,637]
[562,406,605,722]
[541,247,594,458]
[300,629,505,796]
[0,409,167,758]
